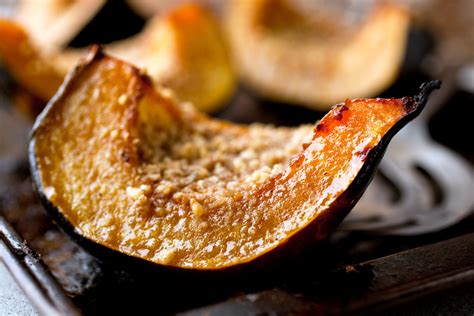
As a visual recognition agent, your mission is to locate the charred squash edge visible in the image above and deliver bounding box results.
[28,46,441,273]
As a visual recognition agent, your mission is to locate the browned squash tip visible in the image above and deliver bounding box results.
[16,0,105,49]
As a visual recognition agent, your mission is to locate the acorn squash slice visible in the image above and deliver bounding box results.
[226,0,410,110]
[0,3,235,113]
[29,48,439,270]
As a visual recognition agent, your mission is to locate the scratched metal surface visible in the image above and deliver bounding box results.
[0,262,38,316]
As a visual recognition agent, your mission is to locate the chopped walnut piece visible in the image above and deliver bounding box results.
[118,94,128,105]
[190,198,206,217]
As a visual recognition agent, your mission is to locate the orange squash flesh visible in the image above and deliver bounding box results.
[0,3,235,113]
[30,48,439,270]
[0,19,65,101]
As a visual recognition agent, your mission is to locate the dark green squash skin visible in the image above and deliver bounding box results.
[28,46,441,277]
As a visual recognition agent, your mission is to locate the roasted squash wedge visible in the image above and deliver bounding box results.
[29,47,439,270]
[226,0,410,110]
[0,3,235,113]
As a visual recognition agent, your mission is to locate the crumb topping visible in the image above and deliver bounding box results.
[127,109,313,266]
[138,116,312,219]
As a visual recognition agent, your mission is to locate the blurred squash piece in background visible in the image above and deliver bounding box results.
[226,0,410,110]
[0,2,236,114]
